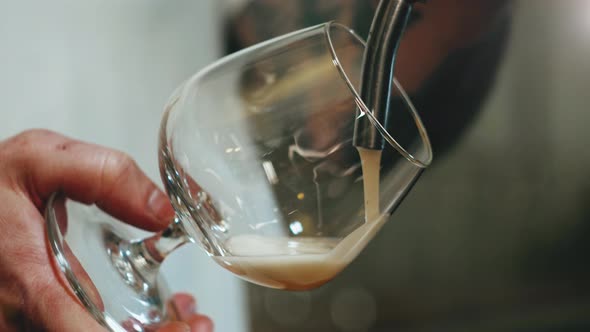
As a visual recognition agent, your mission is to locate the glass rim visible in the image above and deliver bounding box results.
[324,21,433,168]
[174,21,432,168]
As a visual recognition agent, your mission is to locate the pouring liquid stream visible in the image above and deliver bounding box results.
[213,147,384,290]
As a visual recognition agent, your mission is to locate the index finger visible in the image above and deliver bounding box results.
[7,129,174,231]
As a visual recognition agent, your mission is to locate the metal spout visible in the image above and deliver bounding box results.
[353,0,423,150]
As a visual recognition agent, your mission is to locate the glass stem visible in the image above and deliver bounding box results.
[107,216,189,298]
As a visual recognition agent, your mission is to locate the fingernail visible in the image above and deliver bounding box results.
[148,188,174,222]
[178,323,191,332]
[172,293,197,320]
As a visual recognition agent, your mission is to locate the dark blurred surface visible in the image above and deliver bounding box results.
[225,0,590,331]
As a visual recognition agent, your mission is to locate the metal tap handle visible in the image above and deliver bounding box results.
[353,0,423,150]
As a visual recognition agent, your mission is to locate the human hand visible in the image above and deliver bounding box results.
[0,129,212,331]
[159,293,213,332]
[120,293,213,332]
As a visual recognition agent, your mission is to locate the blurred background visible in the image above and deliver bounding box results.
[1,0,589,331]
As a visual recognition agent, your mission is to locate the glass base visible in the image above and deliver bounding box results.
[45,194,171,332]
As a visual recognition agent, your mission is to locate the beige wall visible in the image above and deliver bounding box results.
[0,2,248,331]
